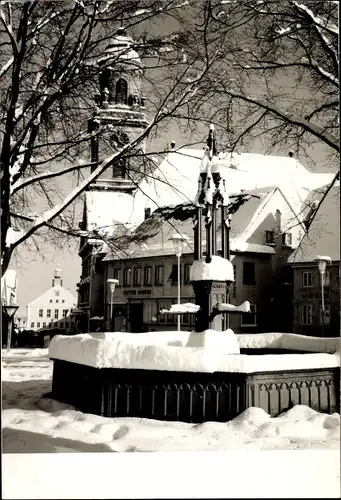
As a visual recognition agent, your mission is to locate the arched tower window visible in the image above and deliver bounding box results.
[116,79,128,104]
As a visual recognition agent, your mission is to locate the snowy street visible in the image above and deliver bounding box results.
[2,348,340,498]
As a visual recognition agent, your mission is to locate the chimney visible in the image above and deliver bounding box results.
[144,207,151,219]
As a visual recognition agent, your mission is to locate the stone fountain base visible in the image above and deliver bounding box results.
[50,354,339,423]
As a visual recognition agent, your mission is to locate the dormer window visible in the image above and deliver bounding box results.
[282,232,292,247]
[265,231,276,246]
[116,78,128,104]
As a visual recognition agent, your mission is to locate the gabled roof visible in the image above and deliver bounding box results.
[83,149,334,238]
[103,187,279,262]
[288,186,340,264]
[28,285,77,307]
[135,149,335,217]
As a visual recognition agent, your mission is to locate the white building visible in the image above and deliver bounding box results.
[26,267,77,332]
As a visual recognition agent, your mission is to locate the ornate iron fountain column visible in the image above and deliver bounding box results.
[191,125,234,332]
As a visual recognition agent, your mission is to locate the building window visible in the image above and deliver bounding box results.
[30,322,34,328]
[243,262,255,285]
[265,231,276,246]
[241,304,257,326]
[54,309,59,319]
[133,267,142,286]
[37,322,40,328]
[155,266,164,285]
[184,264,191,284]
[158,302,174,324]
[232,265,236,297]
[320,304,331,325]
[144,267,152,286]
[169,264,180,285]
[301,304,313,325]
[114,268,120,284]
[323,271,330,287]
[47,309,51,318]
[49,299,52,303]
[43,322,46,328]
[302,271,312,287]
[60,322,64,329]
[282,232,292,247]
[62,300,65,303]
[39,309,43,317]
[63,309,68,318]
[116,78,128,104]
[123,268,131,286]
[56,300,59,303]
[55,290,60,297]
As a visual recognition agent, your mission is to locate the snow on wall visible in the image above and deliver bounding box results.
[190,256,234,281]
[160,303,200,315]
[218,301,250,313]
[49,331,340,373]
[236,332,340,354]
[186,329,240,354]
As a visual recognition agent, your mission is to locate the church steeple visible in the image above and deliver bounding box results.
[88,27,148,192]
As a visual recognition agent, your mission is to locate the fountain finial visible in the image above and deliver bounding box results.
[207,123,218,159]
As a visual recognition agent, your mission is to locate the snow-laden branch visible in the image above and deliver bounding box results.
[10,159,98,195]
[225,90,339,152]
[8,129,147,249]
[0,7,19,54]
[240,57,338,87]
[0,56,14,78]
[291,1,339,37]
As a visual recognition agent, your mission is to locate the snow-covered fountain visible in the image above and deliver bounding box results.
[49,126,340,423]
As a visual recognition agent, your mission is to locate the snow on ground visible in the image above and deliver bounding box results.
[2,348,340,498]
[2,348,340,453]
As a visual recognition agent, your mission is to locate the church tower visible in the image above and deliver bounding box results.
[77,27,149,332]
[88,27,148,192]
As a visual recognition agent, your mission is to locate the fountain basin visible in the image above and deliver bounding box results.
[49,332,340,423]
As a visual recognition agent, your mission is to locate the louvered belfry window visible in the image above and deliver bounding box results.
[116,78,128,104]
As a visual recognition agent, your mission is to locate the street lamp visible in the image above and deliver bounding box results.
[107,278,119,331]
[314,255,331,337]
[169,233,189,331]
[3,302,19,353]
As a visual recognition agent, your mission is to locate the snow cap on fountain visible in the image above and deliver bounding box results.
[190,255,234,281]
[196,124,230,207]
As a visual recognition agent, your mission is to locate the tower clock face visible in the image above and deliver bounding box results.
[110,131,130,148]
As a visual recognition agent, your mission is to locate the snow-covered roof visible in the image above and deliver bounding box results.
[288,186,340,264]
[85,190,140,236]
[84,149,334,240]
[134,149,335,219]
[102,186,285,262]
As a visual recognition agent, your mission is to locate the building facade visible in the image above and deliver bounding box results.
[288,185,340,337]
[76,26,336,335]
[98,185,305,333]
[26,268,77,332]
